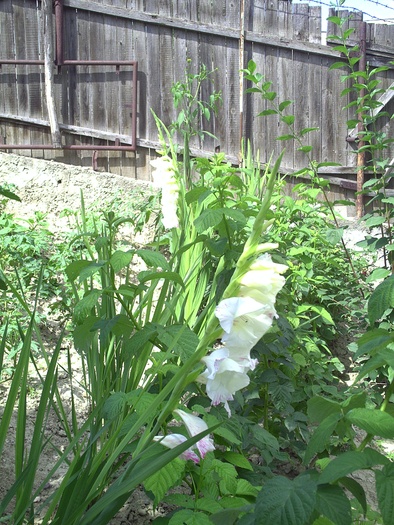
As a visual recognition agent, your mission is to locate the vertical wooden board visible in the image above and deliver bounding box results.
[292,50,310,169]
[76,11,91,128]
[0,1,17,114]
[320,57,333,164]
[247,43,266,162]
[225,38,241,157]
[199,32,216,152]
[265,0,280,37]
[145,0,159,15]
[131,20,148,143]
[88,12,106,132]
[63,8,78,127]
[292,3,309,42]
[29,1,43,122]
[197,0,213,25]
[212,34,228,154]
[13,1,29,116]
[159,28,175,133]
[276,46,294,169]
[306,53,322,165]
[145,24,162,137]
[326,56,348,167]
[277,1,292,40]
[223,0,239,29]
[309,6,322,44]
[263,45,280,162]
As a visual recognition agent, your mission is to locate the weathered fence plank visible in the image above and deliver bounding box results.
[0,0,393,192]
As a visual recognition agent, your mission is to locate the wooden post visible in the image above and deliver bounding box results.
[42,0,62,148]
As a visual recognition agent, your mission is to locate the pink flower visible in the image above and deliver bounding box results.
[153,410,214,463]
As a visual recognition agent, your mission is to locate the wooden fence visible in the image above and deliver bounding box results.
[0,0,393,201]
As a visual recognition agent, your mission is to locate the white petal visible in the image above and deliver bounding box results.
[174,410,215,458]
[201,348,229,379]
[153,433,200,463]
[205,357,250,407]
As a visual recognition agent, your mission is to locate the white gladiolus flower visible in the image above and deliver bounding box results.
[150,155,180,229]
[199,348,252,416]
[153,410,214,463]
[215,296,275,350]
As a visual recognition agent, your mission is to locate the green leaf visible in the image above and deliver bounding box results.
[346,408,394,439]
[338,477,367,516]
[279,100,293,111]
[325,228,343,245]
[315,484,352,525]
[158,324,199,361]
[210,506,254,525]
[0,186,21,201]
[366,268,391,283]
[255,474,317,525]
[136,249,170,270]
[236,478,259,497]
[138,270,185,288]
[376,463,394,525]
[304,413,342,465]
[73,315,99,352]
[221,452,253,471]
[281,115,295,125]
[368,275,394,324]
[318,448,390,485]
[194,207,245,233]
[169,509,212,525]
[353,328,394,359]
[73,289,102,324]
[110,250,134,273]
[66,260,95,282]
[276,134,295,141]
[365,216,385,227]
[308,396,341,424]
[297,145,313,153]
[102,392,128,420]
[258,109,277,116]
[329,62,348,70]
[144,458,185,506]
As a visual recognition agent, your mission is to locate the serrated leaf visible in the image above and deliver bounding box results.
[136,249,170,270]
[102,392,128,420]
[236,478,259,497]
[307,396,342,424]
[304,413,342,465]
[255,474,317,525]
[138,270,184,287]
[185,186,211,205]
[221,452,253,471]
[318,448,390,485]
[66,260,94,282]
[315,484,352,525]
[376,463,394,525]
[73,289,102,324]
[144,458,185,506]
[365,216,385,227]
[325,228,343,245]
[212,459,238,494]
[368,275,394,324]
[171,510,212,525]
[158,324,199,361]
[73,315,99,352]
[346,408,394,439]
[110,250,134,273]
[210,506,254,525]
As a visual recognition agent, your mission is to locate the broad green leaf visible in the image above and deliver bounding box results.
[212,459,238,494]
[0,187,21,201]
[185,186,211,205]
[281,115,295,125]
[138,270,184,287]
[169,510,212,525]
[73,315,99,352]
[255,474,317,525]
[304,412,342,465]
[144,458,185,506]
[221,452,253,471]
[346,408,394,439]
[110,250,134,273]
[297,145,313,153]
[258,109,277,116]
[194,208,225,232]
[236,478,259,497]
[308,396,341,424]
[368,275,394,324]
[158,324,199,361]
[136,249,170,270]
[325,228,344,245]
[210,506,254,525]
[341,391,367,413]
[319,448,390,485]
[329,62,348,70]
[312,518,335,525]
[365,216,385,227]
[315,484,352,525]
[277,134,295,141]
[338,477,367,516]
[66,260,94,281]
[73,289,102,324]
[366,268,391,283]
[353,328,394,359]
[102,392,128,420]
[279,100,293,111]
[376,463,394,525]
[0,269,7,291]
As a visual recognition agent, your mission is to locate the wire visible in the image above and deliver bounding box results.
[293,0,394,23]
